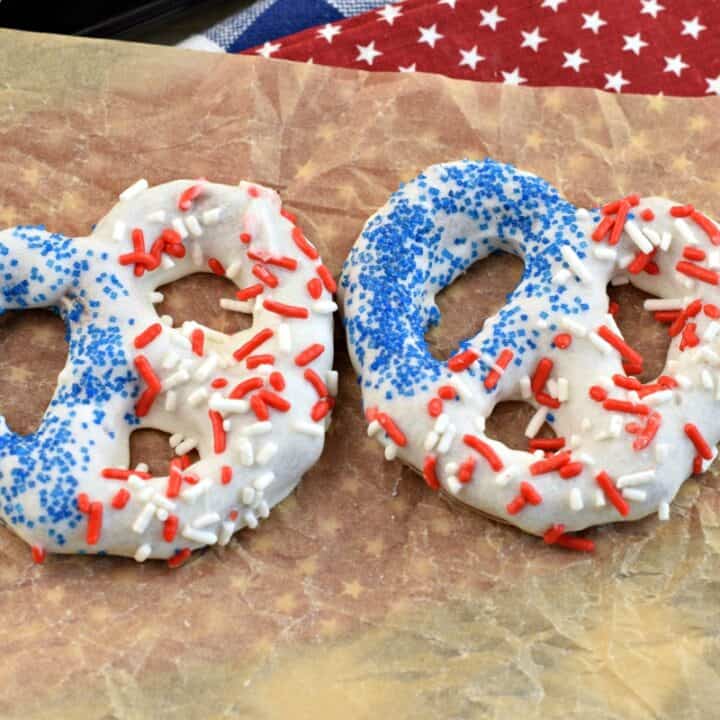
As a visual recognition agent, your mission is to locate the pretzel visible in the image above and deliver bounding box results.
[340,159,720,551]
[0,178,336,565]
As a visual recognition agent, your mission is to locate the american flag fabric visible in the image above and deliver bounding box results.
[235,0,720,97]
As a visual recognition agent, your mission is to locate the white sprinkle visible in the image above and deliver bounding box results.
[546,378,558,399]
[127,474,145,490]
[474,415,486,432]
[525,406,548,438]
[558,377,569,402]
[161,351,180,370]
[702,369,714,391]
[164,391,177,412]
[134,544,152,562]
[218,521,235,546]
[185,214,203,237]
[434,414,450,434]
[294,421,324,437]
[643,297,685,311]
[119,178,148,200]
[569,488,584,511]
[220,299,251,313]
[569,434,581,449]
[257,501,270,519]
[326,370,339,396]
[618,253,634,270]
[187,387,208,407]
[453,378,473,400]
[164,368,190,390]
[202,207,223,225]
[624,219,654,254]
[622,488,647,502]
[680,277,696,291]
[593,246,617,261]
[367,419,381,437]
[445,462,459,476]
[194,512,220,529]
[519,375,532,399]
[241,487,256,505]
[644,228,661,247]
[153,494,176,512]
[589,331,613,355]
[658,501,670,521]
[180,478,212,502]
[169,433,183,448]
[495,467,517,487]
[237,437,254,466]
[655,443,670,462]
[674,217,697,245]
[424,431,438,451]
[223,419,231,432]
[242,421,273,436]
[112,220,126,242]
[161,255,176,270]
[577,452,596,466]
[581,417,592,432]
[313,300,338,314]
[609,415,623,438]
[225,260,243,279]
[156,507,169,522]
[436,424,456,454]
[160,314,174,327]
[594,489,606,508]
[256,442,278,465]
[560,317,588,337]
[175,437,198,455]
[675,374,693,389]
[553,268,572,285]
[191,241,203,267]
[182,526,218,545]
[577,208,591,220]
[149,291,164,304]
[243,511,259,529]
[147,209,166,223]
[132,503,156,533]
[194,354,218,382]
[384,442,397,461]
[253,472,274,491]
[445,476,462,495]
[610,275,629,286]
[561,245,592,283]
[617,469,656,488]
[536,319,549,330]
[171,217,189,239]
[135,462,149,473]
[704,321,720,343]
[708,250,720,269]
[644,390,673,406]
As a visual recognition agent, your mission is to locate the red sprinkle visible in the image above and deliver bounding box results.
[483,348,514,390]
[640,208,655,221]
[683,245,706,261]
[221,466,233,485]
[178,183,204,211]
[316,265,337,293]
[280,208,297,224]
[102,468,151,480]
[553,333,572,349]
[559,462,583,479]
[632,412,661,451]
[690,210,720,245]
[292,227,319,260]
[536,392,561,409]
[111,488,130,509]
[259,389,291,412]
[240,232,252,244]
[447,349,479,372]
[86,502,103,545]
[211,378,228,389]
[190,328,204,356]
[520,481,542,505]
[311,399,332,421]
[207,257,225,276]
[528,437,565,451]
[622,361,644,376]
[531,357,553,394]
[458,456,476,484]
[168,548,191,568]
[589,386,608,402]
[31,545,46,564]
[438,385,457,400]
[252,264,279,288]
[609,301,620,316]
[250,394,269,421]
[377,412,407,447]
[627,249,655,275]
[676,260,719,285]
[236,283,264,301]
[543,524,566,544]
[463,434,504,471]
[423,454,440,490]
[233,328,274,362]
[704,303,720,319]
[269,371,286,391]
[77,493,90,513]
[134,355,161,418]
[263,299,309,319]
[304,368,328,398]
[247,250,298,271]
[555,535,595,552]
[428,397,443,417]
[134,323,162,349]
[670,204,694,217]
[307,278,323,299]
[602,399,649,415]
[693,455,703,475]
[248,186,260,198]
[209,410,226,453]
[529,451,571,476]
[596,471,629,516]
[608,201,630,245]
[592,215,615,242]
[612,374,641,390]
[163,515,179,542]
[229,377,264,399]
[680,322,700,351]
[597,325,643,366]
[654,310,681,324]
[506,496,526,515]
[685,422,713,460]
[246,354,275,369]
[295,343,324,366]
[644,261,660,275]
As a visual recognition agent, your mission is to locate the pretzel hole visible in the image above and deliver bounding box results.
[608,284,670,383]
[485,401,557,451]
[0,309,67,435]
[129,428,200,477]
[425,252,524,361]
[156,273,252,336]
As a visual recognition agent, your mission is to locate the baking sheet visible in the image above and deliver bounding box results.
[0,29,719,720]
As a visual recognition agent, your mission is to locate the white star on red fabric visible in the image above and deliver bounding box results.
[479,6,505,31]
[581,11,606,34]
[418,24,444,48]
[664,54,689,77]
[356,41,382,65]
[562,49,589,72]
[377,4,403,26]
[398,63,417,73]
[541,0,566,12]
[459,46,485,71]
[502,67,527,85]
[438,0,457,7]
[257,41,281,58]
[520,26,547,52]
[681,16,706,40]
[640,0,664,19]
[622,33,648,55]
[316,23,341,43]
[604,70,629,92]
[706,74,720,95]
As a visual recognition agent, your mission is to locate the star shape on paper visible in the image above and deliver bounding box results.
[438,0,457,7]
[377,4,403,25]
[664,54,689,77]
[502,67,527,85]
[418,23,444,48]
[459,45,485,71]
[525,130,544,149]
[706,74,720,95]
[688,115,709,133]
[622,32,648,55]
[356,41,382,66]
[541,0,566,11]
[521,26,547,52]
[604,70,629,92]
[399,63,417,72]
[316,23,341,43]
[479,6,505,31]
[562,49,589,72]
[257,41,281,58]
[581,11,607,34]
[681,16,706,40]
[647,92,666,112]
[640,0,664,19]
[672,153,691,172]
[342,579,364,599]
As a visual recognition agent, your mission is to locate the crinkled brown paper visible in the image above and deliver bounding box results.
[0,28,719,720]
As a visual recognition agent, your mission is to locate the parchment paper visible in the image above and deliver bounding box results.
[0,29,719,720]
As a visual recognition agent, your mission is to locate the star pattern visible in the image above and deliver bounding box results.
[245,1,720,98]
